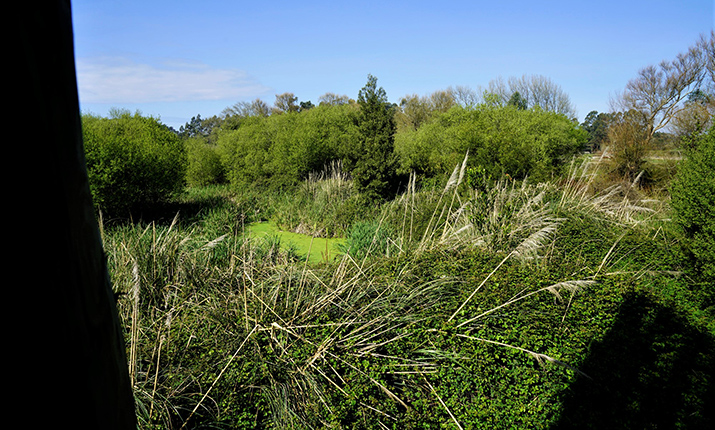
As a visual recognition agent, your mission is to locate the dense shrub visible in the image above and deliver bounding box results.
[99,157,715,428]
[605,109,650,181]
[82,112,187,215]
[395,104,587,182]
[218,104,360,190]
[670,125,715,305]
[185,136,225,187]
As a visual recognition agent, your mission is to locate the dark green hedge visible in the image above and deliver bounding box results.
[670,125,715,307]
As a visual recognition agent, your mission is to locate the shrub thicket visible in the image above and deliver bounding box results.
[102,174,713,429]
[185,136,225,187]
[338,220,394,259]
[395,104,587,182]
[82,111,186,216]
[218,104,360,191]
[670,125,715,306]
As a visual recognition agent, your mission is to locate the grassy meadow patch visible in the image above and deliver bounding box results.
[246,221,346,264]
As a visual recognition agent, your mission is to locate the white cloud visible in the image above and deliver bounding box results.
[76,56,270,104]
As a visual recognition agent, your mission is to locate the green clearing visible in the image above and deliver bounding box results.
[246,221,346,264]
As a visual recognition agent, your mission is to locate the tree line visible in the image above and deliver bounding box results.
[180,74,588,201]
[82,32,713,218]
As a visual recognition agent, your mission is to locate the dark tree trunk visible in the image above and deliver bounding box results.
[15,1,137,428]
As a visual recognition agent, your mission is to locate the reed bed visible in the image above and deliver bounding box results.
[103,153,675,428]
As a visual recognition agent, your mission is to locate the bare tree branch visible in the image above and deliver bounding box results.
[617,31,712,139]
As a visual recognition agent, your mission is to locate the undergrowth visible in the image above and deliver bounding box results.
[102,154,714,429]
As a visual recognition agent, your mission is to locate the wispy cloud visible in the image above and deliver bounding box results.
[76,56,270,104]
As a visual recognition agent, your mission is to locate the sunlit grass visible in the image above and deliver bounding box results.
[100,155,710,429]
[246,221,346,264]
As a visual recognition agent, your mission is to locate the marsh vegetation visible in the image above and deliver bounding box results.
[86,34,715,428]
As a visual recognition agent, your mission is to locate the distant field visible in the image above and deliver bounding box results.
[247,221,346,264]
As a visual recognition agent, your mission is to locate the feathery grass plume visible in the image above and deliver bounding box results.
[558,154,660,225]
[416,153,470,252]
[187,229,452,426]
[421,373,464,429]
[433,176,563,262]
[129,259,140,386]
[269,159,358,237]
[415,179,457,252]
[108,165,667,428]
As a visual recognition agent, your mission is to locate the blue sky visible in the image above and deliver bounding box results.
[72,0,714,130]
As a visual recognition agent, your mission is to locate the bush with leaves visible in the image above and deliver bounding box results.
[82,111,187,216]
[339,220,393,259]
[395,104,587,182]
[670,125,715,306]
[218,104,360,191]
[185,136,225,187]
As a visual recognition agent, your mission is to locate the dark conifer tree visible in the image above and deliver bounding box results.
[352,74,399,201]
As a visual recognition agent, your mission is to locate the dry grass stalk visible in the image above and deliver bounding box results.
[455,279,595,329]
[559,154,660,225]
[422,373,464,430]
[180,325,258,430]
[455,334,592,379]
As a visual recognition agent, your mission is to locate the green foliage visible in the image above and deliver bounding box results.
[350,74,400,202]
[394,104,587,182]
[338,220,393,260]
[218,104,360,191]
[82,111,187,216]
[92,88,715,428]
[185,136,226,187]
[507,91,527,110]
[606,110,651,181]
[178,114,220,141]
[580,110,614,152]
[100,171,714,429]
[670,125,715,305]
[267,162,370,238]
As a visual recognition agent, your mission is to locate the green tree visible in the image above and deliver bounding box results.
[606,110,650,180]
[394,104,586,181]
[507,91,527,110]
[185,136,226,187]
[396,94,433,131]
[179,114,207,139]
[219,104,360,190]
[299,100,315,111]
[396,89,457,131]
[581,110,614,152]
[351,74,399,201]
[273,92,299,114]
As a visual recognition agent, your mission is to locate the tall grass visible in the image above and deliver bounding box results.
[557,155,664,225]
[102,152,679,428]
[269,160,365,238]
[106,215,457,427]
